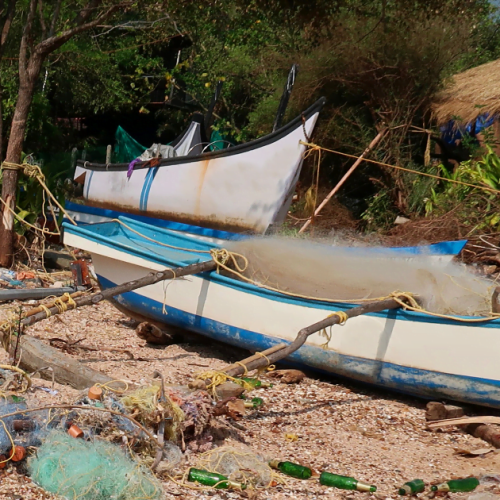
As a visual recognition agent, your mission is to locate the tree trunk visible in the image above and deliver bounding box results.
[0,57,42,267]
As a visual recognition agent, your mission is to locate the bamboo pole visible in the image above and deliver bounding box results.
[298,129,386,234]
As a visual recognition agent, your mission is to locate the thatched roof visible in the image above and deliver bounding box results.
[432,59,500,125]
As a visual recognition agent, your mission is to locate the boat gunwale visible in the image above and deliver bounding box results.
[63,218,500,327]
[76,98,326,171]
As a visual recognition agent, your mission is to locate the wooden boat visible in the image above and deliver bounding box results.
[63,217,500,408]
[71,98,325,234]
[63,202,468,260]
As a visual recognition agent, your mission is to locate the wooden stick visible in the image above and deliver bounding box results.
[20,259,216,327]
[224,297,401,378]
[427,416,500,429]
[298,129,386,234]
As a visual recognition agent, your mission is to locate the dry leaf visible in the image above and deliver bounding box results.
[454,447,494,456]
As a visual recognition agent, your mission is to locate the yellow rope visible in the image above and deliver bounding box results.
[113,219,500,323]
[0,196,60,236]
[0,364,32,393]
[300,141,500,195]
[234,362,249,376]
[95,380,129,395]
[39,305,52,318]
[1,161,77,225]
[195,370,254,397]
[0,420,16,464]
[320,311,349,348]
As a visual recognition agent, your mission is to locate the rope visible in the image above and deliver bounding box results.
[0,197,60,236]
[320,311,349,348]
[300,141,500,195]
[0,364,32,393]
[113,219,500,323]
[39,305,52,318]
[234,362,249,376]
[1,161,77,226]
[95,380,129,395]
[195,370,254,397]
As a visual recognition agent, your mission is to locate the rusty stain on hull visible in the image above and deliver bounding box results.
[195,159,210,218]
[83,198,259,234]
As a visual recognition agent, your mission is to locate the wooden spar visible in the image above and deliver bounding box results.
[224,297,402,378]
[298,129,386,234]
[23,291,84,318]
[20,259,217,327]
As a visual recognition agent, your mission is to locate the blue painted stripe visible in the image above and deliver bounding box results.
[84,170,94,199]
[98,274,500,409]
[142,167,159,211]
[139,168,154,211]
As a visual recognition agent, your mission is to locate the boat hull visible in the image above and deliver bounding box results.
[64,224,500,409]
[75,100,324,234]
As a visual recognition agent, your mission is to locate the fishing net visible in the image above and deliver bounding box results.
[114,126,147,163]
[197,446,273,488]
[226,236,495,316]
[29,431,163,500]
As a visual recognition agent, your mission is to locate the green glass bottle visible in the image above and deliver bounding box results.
[269,460,312,479]
[244,397,264,408]
[431,478,479,493]
[238,377,273,389]
[187,468,246,490]
[320,472,377,492]
[399,479,425,495]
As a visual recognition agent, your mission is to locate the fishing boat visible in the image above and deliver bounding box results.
[63,199,468,260]
[63,217,500,409]
[71,97,325,234]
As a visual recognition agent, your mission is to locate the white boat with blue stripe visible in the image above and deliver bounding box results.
[72,98,325,234]
[63,217,500,409]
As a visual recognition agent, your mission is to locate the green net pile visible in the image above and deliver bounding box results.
[28,431,163,500]
[114,126,147,163]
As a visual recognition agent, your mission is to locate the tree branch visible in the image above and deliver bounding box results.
[36,2,130,56]
[19,0,37,82]
[0,0,16,56]
[48,0,62,37]
[37,0,47,40]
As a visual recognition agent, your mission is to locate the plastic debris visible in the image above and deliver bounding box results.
[29,431,163,500]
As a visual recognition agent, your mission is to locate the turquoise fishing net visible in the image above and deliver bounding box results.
[114,126,147,163]
[28,431,163,500]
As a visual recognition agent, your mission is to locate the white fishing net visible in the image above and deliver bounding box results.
[226,236,495,316]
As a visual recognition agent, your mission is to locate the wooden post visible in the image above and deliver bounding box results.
[106,144,112,164]
[298,129,386,234]
[0,166,19,267]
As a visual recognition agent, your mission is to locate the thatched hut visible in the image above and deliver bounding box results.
[432,59,500,155]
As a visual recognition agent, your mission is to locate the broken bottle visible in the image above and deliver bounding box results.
[431,478,479,492]
[399,479,425,495]
[269,460,312,479]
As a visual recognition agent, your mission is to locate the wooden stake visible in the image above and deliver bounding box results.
[298,129,386,234]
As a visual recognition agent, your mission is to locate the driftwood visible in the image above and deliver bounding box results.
[0,259,216,389]
[223,297,403,379]
[425,402,464,421]
[16,336,112,389]
[428,416,500,449]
